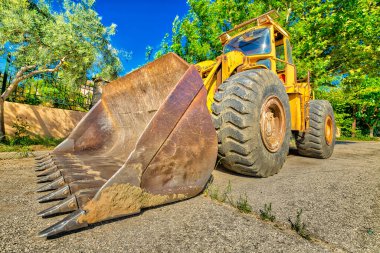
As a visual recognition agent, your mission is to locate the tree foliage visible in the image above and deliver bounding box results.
[0,0,125,140]
[154,0,264,63]
[0,0,123,85]
[153,0,380,137]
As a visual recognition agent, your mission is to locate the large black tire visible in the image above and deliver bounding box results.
[211,69,291,177]
[296,100,336,158]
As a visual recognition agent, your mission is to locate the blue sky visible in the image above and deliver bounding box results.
[94,1,189,74]
[0,1,189,75]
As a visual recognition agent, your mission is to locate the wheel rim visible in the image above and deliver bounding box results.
[260,96,286,153]
[325,115,333,145]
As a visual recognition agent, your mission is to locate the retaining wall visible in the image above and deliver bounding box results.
[4,102,86,139]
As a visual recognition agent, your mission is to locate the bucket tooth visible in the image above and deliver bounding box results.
[36,166,59,177]
[36,158,53,166]
[37,189,98,218]
[36,156,55,165]
[35,153,51,160]
[36,160,54,167]
[35,166,47,172]
[37,195,78,217]
[37,177,66,192]
[35,162,56,172]
[37,173,97,188]
[37,176,51,184]
[36,171,62,183]
[37,180,105,202]
[37,156,54,164]
[38,185,70,203]
[38,209,88,238]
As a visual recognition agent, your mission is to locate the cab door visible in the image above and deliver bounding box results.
[284,38,296,88]
[274,33,296,88]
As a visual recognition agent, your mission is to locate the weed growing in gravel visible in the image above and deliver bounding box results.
[0,145,34,159]
[204,181,252,213]
[288,209,311,240]
[220,181,232,203]
[233,194,252,213]
[366,228,374,235]
[205,181,232,203]
[260,203,276,222]
[204,158,225,201]
[17,146,33,158]
[207,185,220,201]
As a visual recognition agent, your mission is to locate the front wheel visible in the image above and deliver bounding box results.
[296,100,336,158]
[211,69,291,177]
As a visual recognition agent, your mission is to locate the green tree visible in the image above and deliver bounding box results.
[285,0,379,137]
[355,78,380,137]
[154,33,171,59]
[156,0,380,137]
[153,0,264,63]
[316,86,352,136]
[0,0,123,140]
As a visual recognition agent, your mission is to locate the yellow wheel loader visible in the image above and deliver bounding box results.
[35,10,335,237]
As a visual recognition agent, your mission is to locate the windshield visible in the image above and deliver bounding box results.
[223,28,271,55]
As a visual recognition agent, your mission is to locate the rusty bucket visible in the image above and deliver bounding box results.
[35,53,217,237]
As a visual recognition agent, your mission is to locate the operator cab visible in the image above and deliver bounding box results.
[274,31,294,84]
[222,23,296,86]
[224,28,272,70]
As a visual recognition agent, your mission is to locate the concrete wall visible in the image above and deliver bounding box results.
[4,102,86,139]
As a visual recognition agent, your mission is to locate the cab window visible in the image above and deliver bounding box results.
[224,28,271,55]
[286,39,294,64]
[276,44,285,71]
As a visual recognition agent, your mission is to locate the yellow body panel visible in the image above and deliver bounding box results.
[196,59,221,111]
[196,11,312,133]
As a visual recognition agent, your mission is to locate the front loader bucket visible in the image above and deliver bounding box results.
[35,53,217,237]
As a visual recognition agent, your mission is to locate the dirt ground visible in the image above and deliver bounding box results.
[0,141,379,253]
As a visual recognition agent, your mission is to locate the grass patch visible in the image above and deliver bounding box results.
[0,116,62,152]
[260,203,276,222]
[337,136,379,141]
[0,144,36,158]
[207,185,220,201]
[0,143,25,152]
[204,181,252,214]
[205,181,232,203]
[5,136,63,147]
[288,209,311,240]
[0,137,62,152]
[234,194,252,213]
[17,146,33,158]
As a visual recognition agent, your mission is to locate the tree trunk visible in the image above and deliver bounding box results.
[369,121,378,138]
[0,58,65,141]
[351,116,356,138]
[351,106,357,138]
[0,98,5,142]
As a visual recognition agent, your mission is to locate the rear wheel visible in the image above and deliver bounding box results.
[296,100,336,158]
[212,69,291,177]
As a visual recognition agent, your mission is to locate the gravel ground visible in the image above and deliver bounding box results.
[0,141,379,252]
[0,150,47,160]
